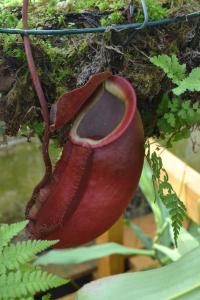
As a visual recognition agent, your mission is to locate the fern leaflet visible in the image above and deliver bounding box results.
[173,67,200,95]
[0,221,28,250]
[0,222,68,299]
[0,240,58,274]
[158,171,186,245]
[146,143,186,246]
[0,270,68,299]
[150,54,186,85]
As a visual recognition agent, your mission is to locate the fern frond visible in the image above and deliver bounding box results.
[173,67,200,95]
[18,298,34,300]
[146,144,186,246]
[0,240,58,274]
[0,270,68,299]
[42,294,51,300]
[158,179,186,246]
[150,54,186,85]
[0,221,28,250]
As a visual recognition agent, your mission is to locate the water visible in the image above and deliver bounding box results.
[0,139,44,223]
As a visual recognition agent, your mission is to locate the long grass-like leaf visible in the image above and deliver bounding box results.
[36,243,155,266]
[76,246,200,300]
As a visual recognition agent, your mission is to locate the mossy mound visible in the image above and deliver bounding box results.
[0,0,200,141]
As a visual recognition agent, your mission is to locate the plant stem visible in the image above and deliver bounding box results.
[22,0,52,186]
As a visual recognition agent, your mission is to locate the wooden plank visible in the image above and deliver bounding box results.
[124,214,156,248]
[95,217,125,278]
[124,214,159,271]
[58,293,75,300]
[150,141,200,224]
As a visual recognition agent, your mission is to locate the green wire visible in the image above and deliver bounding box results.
[0,11,200,36]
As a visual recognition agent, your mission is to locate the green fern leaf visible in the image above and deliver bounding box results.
[0,221,28,250]
[150,54,186,85]
[0,240,58,274]
[158,174,186,246]
[0,270,68,299]
[18,298,34,300]
[42,294,51,300]
[0,222,66,299]
[146,146,187,246]
[173,67,200,95]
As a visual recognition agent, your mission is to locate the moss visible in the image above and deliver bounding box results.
[0,0,200,140]
[100,12,125,26]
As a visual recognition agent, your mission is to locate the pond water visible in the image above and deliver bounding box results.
[0,132,199,223]
[0,139,44,223]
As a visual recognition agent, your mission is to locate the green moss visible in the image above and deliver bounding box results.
[0,0,199,141]
[76,0,129,12]
[100,12,125,26]
[2,36,25,60]
[136,0,167,21]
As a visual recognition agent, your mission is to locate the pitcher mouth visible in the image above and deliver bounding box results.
[70,76,136,148]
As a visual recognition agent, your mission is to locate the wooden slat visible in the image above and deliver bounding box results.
[150,141,200,224]
[124,214,160,271]
[95,217,125,277]
[58,293,75,300]
[124,214,156,248]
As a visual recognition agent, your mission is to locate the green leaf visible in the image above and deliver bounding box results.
[28,121,44,139]
[173,128,190,141]
[181,101,191,110]
[0,221,28,249]
[193,102,199,110]
[178,109,187,120]
[154,225,200,262]
[174,227,199,257]
[0,270,68,299]
[165,113,176,127]
[35,243,154,266]
[188,222,200,243]
[158,183,186,246]
[76,247,200,300]
[42,294,52,300]
[42,293,52,300]
[145,146,186,246]
[17,298,34,300]
[0,240,58,274]
[0,221,67,298]
[153,244,181,261]
[139,159,171,247]
[130,224,153,249]
[157,93,170,116]
[173,67,200,95]
[150,54,186,85]
[168,98,181,112]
